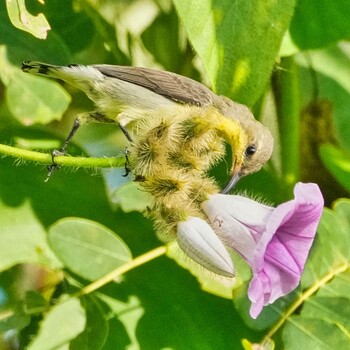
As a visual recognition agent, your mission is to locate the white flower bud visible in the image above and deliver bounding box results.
[177,217,234,277]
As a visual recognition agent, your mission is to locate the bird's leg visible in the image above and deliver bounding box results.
[46,111,113,181]
[117,122,133,177]
[122,147,131,177]
[118,123,133,143]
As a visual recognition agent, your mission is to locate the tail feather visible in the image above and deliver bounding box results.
[21,61,104,88]
[21,61,61,76]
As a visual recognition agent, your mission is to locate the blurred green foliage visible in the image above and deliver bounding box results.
[0,0,350,349]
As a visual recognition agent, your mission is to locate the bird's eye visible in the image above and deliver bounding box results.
[245,145,257,157]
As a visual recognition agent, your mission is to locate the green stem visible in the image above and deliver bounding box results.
[74,245,167,297]
[272,56,300,197]
[0,143,126,168]
[260,262,349,346]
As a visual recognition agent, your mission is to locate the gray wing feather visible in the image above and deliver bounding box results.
[92,65,217,106]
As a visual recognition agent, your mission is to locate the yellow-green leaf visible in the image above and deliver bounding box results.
[6,0,50,39]
[48,218,132,281]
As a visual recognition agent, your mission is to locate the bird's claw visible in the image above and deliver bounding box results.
[122,147,131,177]
[45,149,65,182]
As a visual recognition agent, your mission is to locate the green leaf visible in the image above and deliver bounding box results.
[70,296,108,350]
[6,71,71,125]
[302,296,350,330]
[27,297,86,350]
[141,9,181,72]
[316,269,350,299]
[80,1,130,64]
[319,144,350,192]
[290,0,350,50]
[0,7,71,125]
[302,201,350,288]
[242,338,274,350]
[173,0,295,105]
[297,45,350,150]
[48,218,132,281]
[112,181,153,213]
[0,312,30,332]
[167,241,241,300]
[233,282,298,331]
[283,317,350,349]
[99,260,259,349]
[0,12,70,66]
[25,0,95,54]
[23,291,48,315]
[0,200,62,272]
[6,0,50,39]
[97,294,144,350]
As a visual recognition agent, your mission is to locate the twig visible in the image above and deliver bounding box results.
[0,143,126,168]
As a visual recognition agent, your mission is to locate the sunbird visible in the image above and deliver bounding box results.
[22,61,273,192]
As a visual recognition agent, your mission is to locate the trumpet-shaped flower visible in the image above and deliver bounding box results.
[202,182,324,318]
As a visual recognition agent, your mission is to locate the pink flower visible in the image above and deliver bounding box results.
[202,182,324,318]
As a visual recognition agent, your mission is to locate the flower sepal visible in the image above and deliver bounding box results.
[177,217,234,278]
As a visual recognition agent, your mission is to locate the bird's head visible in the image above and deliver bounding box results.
[221,121,274,193]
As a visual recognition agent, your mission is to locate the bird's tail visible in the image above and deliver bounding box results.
[21,61,62,77]
[21,61,104,90]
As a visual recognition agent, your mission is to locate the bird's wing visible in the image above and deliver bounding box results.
[92,65,217,106]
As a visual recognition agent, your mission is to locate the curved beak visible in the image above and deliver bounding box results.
[220,158,243,194]
[220,171,241,194]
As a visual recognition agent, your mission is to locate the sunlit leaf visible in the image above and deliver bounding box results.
[242,338,274,350]
[173,0,295,105]
[302,296,350,329]
[48,218,132,281]
[316,269,350,300]
[27,297,86,350]
[6,71,71,125]
[0,200,62,272]
[6,0,50,39]
[0,8,71,125]
[283,317,350,349]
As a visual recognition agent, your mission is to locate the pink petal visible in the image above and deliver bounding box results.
[248,183,324,318]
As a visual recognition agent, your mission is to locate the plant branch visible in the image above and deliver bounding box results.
[0,143,126,168]
[74,245,168,297]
